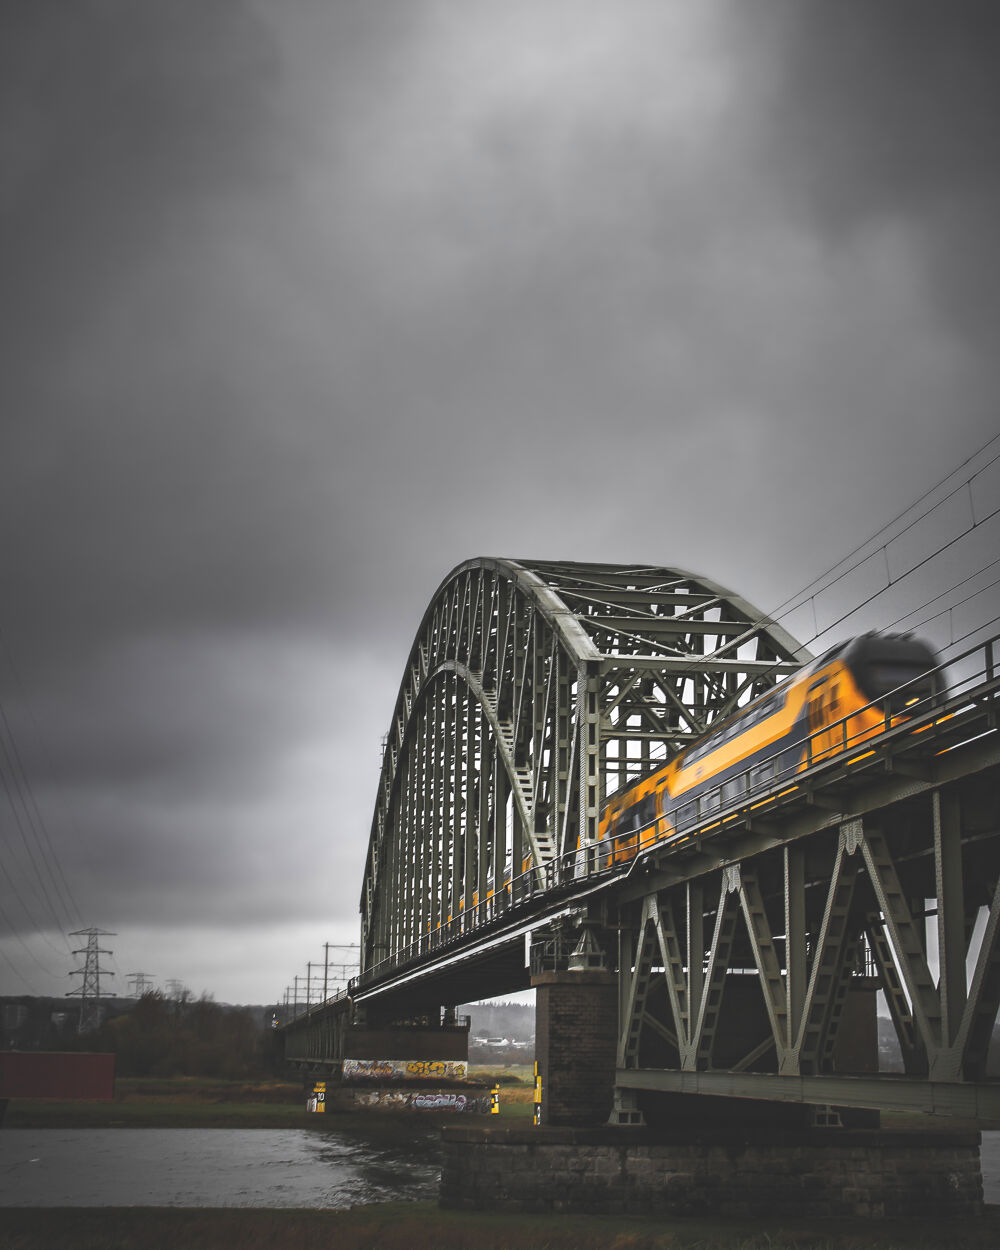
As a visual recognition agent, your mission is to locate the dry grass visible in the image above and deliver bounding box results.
[3,1079,308,1129]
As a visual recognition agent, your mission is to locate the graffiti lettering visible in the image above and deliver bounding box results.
[413,1092,467,1110]
[344,1058,468,1081]
[405,1059,468,1079]
[343,1059,397,1080]
[346,1088,492,1112]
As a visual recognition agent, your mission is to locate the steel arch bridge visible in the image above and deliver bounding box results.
[361,558,811,976]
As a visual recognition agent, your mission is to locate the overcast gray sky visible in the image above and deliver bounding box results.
[2,1,998,1005]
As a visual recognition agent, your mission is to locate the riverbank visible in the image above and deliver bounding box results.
[2,1071,534,1129]
[4,1202,1000,1250]
[3,1077,307,1128]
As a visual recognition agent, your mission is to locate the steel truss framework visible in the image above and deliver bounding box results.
[616,789,1000,1117]
[360,559,809,975]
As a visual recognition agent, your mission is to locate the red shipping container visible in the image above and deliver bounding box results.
[0,1051,115,1100]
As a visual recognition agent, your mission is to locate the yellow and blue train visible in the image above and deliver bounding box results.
[598,632,942,866]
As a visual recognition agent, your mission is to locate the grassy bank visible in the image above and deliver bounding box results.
[3,1203,1000,1250]
[3,1070,534,1129]
[3,1077,310,1129]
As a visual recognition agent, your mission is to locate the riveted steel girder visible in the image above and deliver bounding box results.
[360,559,810,975]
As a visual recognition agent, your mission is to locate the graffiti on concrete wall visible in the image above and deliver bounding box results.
[343,1058,468,1081]
[404,1059,468,1078]
[412,1091,467,1109]
[342,1059,398,1080]
[349,1088,491,1112]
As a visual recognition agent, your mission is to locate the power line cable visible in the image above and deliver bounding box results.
[884,572,1000,641]
[948,611,1000,651]
[795,501,1000,649]
[0,621,89,930]
[0,753,76,948]
[767,431,1000,623]
[0,940,39,993]
[0,826,63,966]
[774,454,999,633]
[0,698,82,930]
[0,885,59,979]
[880,557,1000,632]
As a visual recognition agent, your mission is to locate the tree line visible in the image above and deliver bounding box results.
[77,991,276,1079]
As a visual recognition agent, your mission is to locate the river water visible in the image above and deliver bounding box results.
[0,1126,441,1208]
[2,1127,998,1207]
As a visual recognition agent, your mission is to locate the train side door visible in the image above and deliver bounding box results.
[805,678,829,762]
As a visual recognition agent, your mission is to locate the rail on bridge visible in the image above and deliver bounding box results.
[289,559,1000,1130]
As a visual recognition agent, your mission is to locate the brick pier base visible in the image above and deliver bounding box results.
[532,969,617,1126]
[440,1124,983,1219]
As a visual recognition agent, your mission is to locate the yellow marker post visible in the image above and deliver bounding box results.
[307,1080,326,1114]
[489,1084,500,1114]
[533,1062,542,1126]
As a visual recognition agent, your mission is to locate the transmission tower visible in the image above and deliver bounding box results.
[127,971,156,998]
[67,927,115,1033]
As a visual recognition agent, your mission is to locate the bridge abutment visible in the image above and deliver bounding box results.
[440,1124,983,1218]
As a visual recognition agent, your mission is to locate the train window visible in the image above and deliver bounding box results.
[701,789,721,815]
[619,806,639,834]
[722,776,745,805]
[673,801,692,829]
[749,760,774,790]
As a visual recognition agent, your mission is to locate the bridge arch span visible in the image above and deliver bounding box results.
[360,559,810,975]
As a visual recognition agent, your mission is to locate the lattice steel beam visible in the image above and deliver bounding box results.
[360,559,810,974]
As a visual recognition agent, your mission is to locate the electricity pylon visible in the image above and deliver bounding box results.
[67,927,115,1032]
[127,971,155,997]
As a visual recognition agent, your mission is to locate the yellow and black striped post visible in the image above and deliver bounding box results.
[533,1062,542,1126]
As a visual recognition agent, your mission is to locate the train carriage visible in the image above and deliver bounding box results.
[597,632,942,867]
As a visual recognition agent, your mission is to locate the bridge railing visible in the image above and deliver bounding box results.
[354,630,999,993]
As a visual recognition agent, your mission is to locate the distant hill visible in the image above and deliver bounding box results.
[460,999,535,1063]
[461,999,534,1042]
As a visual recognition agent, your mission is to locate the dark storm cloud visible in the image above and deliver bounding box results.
[740,0,1000,346]
[1,1,295,657]
[1,1,997,1001]
[2,1,280,351]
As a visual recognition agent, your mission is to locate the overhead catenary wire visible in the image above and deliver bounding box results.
[881,557,1000,631]
[794,499,1000,650]
[767,430,1000,624]
[883,570,1000,642]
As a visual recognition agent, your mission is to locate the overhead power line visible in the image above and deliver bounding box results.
[0,618,86,952]
[797,499,1000,649]
[768,430,1000,625]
